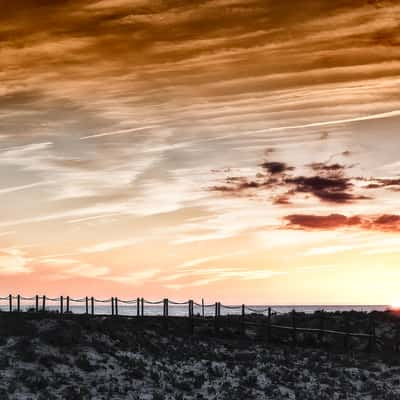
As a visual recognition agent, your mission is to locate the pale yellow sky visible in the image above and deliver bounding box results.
[1,0,400,304]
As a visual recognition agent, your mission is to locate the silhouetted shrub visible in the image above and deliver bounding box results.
[75,354,95,372]
[41,321,82,347]
[0,315,37,337]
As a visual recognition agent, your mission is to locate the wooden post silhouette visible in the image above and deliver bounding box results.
[202,298,205,317]
[60,296,64,314]
[66,296,70,313]
[214,302,218,333]
[85,296,89,314]
[136,297,140,317]
[8,294,12,312]
[163,298,168,331]
[141,297,144,317]
[163,298,168,317]
[241,304,245,336]
[115,297,119,316]
[111,297,114,316]
[189,300,194,335]
[35,295,39,312]
[42,295,46,312]
[91,297,94,315]
[17,295,20,312]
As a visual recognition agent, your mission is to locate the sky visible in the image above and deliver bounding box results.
[1,0,400,304]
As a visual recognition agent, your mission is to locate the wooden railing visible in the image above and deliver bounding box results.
[0,295,378,351]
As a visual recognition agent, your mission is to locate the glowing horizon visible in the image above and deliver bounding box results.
[1,0,400,304]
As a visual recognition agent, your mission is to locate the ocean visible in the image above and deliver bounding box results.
[0,297,390,316]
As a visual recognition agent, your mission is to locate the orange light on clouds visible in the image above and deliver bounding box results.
[1,1,400,304]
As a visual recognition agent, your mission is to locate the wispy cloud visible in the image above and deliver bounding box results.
[79,238,142,254]
[178,251,246,268]
[0,181,53,195]
[79,125,159,140]
[161,267,286,288]
[0,248,32,275]
[107,269,160,285]
[0,231,15,237]
[244,110,400,135]
[1,0,400,299]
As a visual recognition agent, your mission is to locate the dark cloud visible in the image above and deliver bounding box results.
[272,192,294,205]
[309,162,346,172]
[284,175,370,203]
[366,214,400,231]
[260,161,295,175]
[284,213,400,232]
[284,214,362,229]
[211,156,370,204]
[210,176,264,196]
[264,148,276,157]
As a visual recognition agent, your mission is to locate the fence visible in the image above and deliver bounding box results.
[0,295,378,351]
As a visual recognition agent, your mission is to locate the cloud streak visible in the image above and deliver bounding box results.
[79,125,159,140]
[284,213,400,233]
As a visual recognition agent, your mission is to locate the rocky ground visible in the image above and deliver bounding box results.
[0,313,400,399]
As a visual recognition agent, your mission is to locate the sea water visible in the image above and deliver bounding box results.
[0,298,389,317]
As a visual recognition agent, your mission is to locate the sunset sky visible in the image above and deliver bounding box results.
[1,0,400,304]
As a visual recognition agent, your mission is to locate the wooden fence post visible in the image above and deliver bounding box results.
[189,300,194,335]
[141,297,144,317]
[91,297,94,315]
[292,309,297,345]
[8,294,12,312]
[267,307,272,342]
[42,295,46,312]
[17,295,20,312]
[136,297,140,317]
[163,298,167,317]
[66,296,70,313]
[115,297,118,316]
[111,297,114,316]
[163,298,169,331]
[202,298,205,317]
[60,296,64,314]
[35,295,39,312]
[241,304,245,336]
[85,296,89,314]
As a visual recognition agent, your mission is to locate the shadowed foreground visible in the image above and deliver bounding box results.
[0,313,400,399]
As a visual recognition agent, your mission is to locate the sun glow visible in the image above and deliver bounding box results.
[390,301,400,310]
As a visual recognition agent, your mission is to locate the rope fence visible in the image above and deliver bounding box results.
[0,294,383,352]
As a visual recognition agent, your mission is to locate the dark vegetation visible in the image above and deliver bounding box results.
[0,312,399,399]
